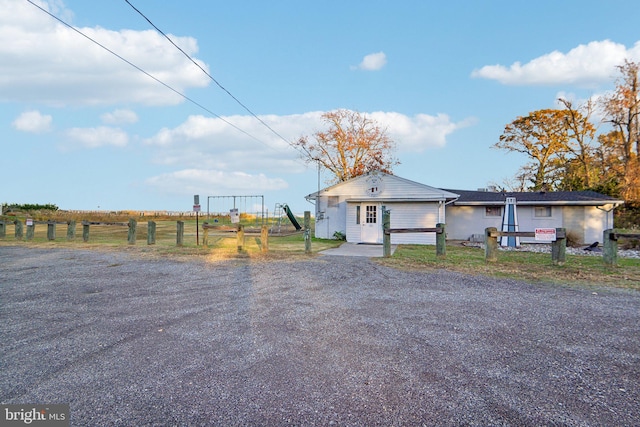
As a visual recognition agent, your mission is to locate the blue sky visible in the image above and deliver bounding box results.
[2,0,639,215]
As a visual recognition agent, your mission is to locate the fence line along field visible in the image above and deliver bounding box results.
[0,210,341,257]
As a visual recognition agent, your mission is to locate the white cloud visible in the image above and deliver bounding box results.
[145,169,289,196]
[141,109,472,196]
[0,0,210,106]
[144,110,472,171]
[370,111,476,152]
[12,110,53,133]
[471,40,640,86]
[101,109,139,125]
[66,126,128,148]
[352,52,387,71]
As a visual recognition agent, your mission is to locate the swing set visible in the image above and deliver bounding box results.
[206,195,266,226]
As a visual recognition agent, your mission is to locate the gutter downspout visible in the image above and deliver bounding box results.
[439,197,459,224]
[596,202,623,230]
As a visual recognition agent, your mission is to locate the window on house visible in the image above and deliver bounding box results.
[366,205,377,223]
[535,206,552,217]
[485,206,502,217]
[356,206,360,224]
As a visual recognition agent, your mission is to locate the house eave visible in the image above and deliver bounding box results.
[453,200,624,207]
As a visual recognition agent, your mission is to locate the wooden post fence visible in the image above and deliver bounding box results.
[304,211,311,254]
[484,227,567,265]
[382,207,391,257]
[0,221,6,238]
[15,220,23,240]
[26,220,35,241]
[47,221,56,241]
[603,229,640,266]
[177,221,184,246]
[261,225,269,253]
[127,219,137,245]
[82,221,90,242]
[237,224,245,252]
[382,207,446,258]
[147,221,156,245]
[67,220,76,241]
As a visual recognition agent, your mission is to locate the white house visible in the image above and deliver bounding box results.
[306,172,624,246]
[305,172,459,244]
[444,188,624,245]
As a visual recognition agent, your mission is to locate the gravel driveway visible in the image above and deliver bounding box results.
[1,246,639,426]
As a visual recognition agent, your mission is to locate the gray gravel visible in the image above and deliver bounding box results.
[1,245,639,426]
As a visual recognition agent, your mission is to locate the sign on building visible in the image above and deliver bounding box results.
[535,228,556,241]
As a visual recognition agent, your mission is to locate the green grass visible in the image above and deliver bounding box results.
[377,244,640,290]
[2,213,639,289]
[0,217,343,261]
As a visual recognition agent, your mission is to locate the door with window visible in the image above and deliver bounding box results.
[360,203,381,243]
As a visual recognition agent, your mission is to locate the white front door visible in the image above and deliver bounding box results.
[361,203,381,243]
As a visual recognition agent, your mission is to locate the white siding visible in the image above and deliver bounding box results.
[446,205,503,240]
[388,202,440,245]
[314,195,348,239]
[310,173,457,244]
[346,203,361,242]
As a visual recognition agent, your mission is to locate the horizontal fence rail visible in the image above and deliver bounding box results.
[485,227,567,265]
[381,206,446,258]
[603,229,640,266]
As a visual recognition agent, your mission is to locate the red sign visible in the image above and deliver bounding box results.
[193,204,201,212]
[535,228,556,241]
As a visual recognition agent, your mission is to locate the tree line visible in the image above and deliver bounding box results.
[494,60,639,204]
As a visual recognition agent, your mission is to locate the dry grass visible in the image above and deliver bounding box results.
[377,244,640,290]
[2,213,639,290]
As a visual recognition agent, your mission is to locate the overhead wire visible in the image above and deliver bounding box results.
[24,0,300,157]
[122,0,297,151]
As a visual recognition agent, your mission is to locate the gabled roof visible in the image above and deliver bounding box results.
[306,172,459,202]
[443,189,624,206]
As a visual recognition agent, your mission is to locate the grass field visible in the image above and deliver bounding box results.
[1,213,639,290]
[378,243,640,290]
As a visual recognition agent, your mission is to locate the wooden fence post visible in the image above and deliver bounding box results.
[485,227,498,262]
[237,224,245,252]
[551,227,566,266]
[382,206,391,258]
[261,225,269,253]
[603,229,617,266]
[67,220,76,241]
[47,221,56,241]
[0,221,5,238]
[128,219,137,245]
[147,221,156,245]
[26,220,35,241]
[176,221,184,246]
[304,211,311,254]
[202,223,209,247]
[436,223,446,259]
[82,221,90,242]
[15,220,23,240]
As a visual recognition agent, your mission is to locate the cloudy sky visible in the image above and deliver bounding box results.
[2,0,639,214]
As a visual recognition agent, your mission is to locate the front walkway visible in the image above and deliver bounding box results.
[319,242,397,257]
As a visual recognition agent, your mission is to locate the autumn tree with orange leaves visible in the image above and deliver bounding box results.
[295,110,399,184]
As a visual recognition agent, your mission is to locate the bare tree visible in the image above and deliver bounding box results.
[295,110,399,184]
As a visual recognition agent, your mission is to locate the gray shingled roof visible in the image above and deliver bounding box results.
[442,189,624,206]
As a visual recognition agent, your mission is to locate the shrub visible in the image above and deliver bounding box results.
[333,231,346,241]
[7,203,59,212]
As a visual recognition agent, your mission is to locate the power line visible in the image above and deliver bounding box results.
[24,0,292,155]
[122,0,296,150]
